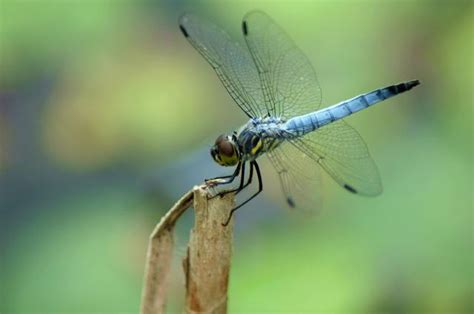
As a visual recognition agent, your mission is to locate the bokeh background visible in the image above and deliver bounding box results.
[1,0,472,312]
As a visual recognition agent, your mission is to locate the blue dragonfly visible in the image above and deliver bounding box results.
[179,11,420,225]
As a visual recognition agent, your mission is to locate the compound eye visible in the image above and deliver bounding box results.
[217,139,235,157]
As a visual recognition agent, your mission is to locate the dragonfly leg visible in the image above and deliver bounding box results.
[222,161,263,226]
[205,162,241,186]
[220,163,253,197]
[236,162,253,194]
[207,162,243,200]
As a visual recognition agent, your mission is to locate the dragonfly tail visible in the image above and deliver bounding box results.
[382,79,420,98]
[284,79,420,136]
[351,79,420,110]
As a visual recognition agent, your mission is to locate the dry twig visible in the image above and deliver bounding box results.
[140,185,234,314]
[184,186,234,313]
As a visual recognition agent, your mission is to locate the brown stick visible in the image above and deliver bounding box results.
[140,189,194,314]
[184,185,235,314]
[140,185,235,314]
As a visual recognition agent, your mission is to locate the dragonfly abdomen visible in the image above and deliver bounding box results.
[285,80,420,136]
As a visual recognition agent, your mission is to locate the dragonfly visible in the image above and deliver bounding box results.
[179,11,420,226]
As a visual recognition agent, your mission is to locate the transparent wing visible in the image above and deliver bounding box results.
[290,120,383,196]
[242,10,322,119]
[267,121,381,210]
[179,14,267,118]
[266,142,322,213]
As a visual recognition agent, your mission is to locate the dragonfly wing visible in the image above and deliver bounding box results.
[242,11,322,119]
[179,14,266,118]
[267,141,322,212]
[290,120,383,196]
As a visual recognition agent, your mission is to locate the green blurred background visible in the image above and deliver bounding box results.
[0,0,472,313]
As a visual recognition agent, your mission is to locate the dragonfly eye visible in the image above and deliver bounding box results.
[211,134,239,166]
[216,135,234,157]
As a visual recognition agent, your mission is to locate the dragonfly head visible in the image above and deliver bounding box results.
[211,134,240,167]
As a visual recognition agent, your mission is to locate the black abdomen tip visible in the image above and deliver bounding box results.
[179,25,189,37]
[388,79,420,94]
[242,21,248,35]
[407,79,420,88]
[344,184,357,194]
[401,80,421,92]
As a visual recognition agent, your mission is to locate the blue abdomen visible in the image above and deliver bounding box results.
[285,80,419,136]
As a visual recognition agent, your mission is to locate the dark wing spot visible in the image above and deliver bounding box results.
[287,197,295,208]
[179,25,189,37]
[344,184,357,194]
[242,21,248,35]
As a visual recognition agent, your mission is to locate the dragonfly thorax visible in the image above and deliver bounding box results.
[237,117,286,161]
[211,118,287,167]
